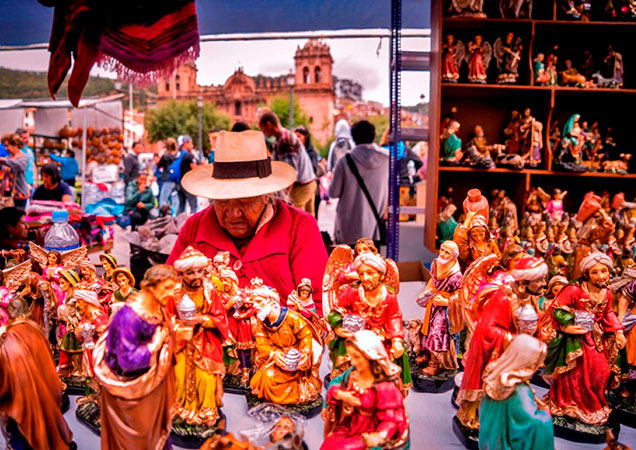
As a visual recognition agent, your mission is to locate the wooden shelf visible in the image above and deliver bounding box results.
[444,17,636,27]
[442,83,636,94]
[438,166,636,179]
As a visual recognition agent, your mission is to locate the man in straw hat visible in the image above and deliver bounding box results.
[167,130,327,314]
[540,251,625,426]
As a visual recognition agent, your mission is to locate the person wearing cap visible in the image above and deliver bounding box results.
[112,268,137,304]
[258,111,316,215]
[167,130,327,314]
[457,255,548,430]
[540,252,625,426]
[176,135,199,215]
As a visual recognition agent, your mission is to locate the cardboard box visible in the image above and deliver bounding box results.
[397,261,431,282]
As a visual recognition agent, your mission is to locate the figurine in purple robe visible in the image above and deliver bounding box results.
[415,240,463,376]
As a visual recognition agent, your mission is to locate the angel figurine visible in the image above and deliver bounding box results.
[30,242,87,307]
[494,32,523,84]
[465,35,491,83]
[447,0,487,18]
[545,189,567,223]
[442,34,464,83]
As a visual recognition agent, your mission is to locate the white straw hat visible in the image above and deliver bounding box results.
[181,130,296,200]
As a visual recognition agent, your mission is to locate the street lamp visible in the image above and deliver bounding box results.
[197,96,203,156]
[287,71,295,129]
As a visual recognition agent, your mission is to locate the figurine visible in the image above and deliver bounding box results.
[111,268,137,316]
[503,110,522,156]
[94,265,181,450]
[572,194,615,279]
[479,335,554,450]
[0,298,74,450]
[545,189,567,223]
[220,268,255,387]
[438,204,459,247]
[73,289,109,405]
[321,330,409,450]
[555,114,586,171]
[78,258,111,313]
[519,108,543,167]
[30,242,87,304]
[538,275,568,311]
[463,188,489,222]
[499,0,533,18]
[561,59,589,87]
[249,284,322,409]
[57,269,84,382]
[453,211,500,270]
[326,253,410,389]
[464,125,503,168]
[603,45,623,88]
[494,32,523,84]
[0,271,10,326]
[98,253,118,283]
[465,35,491,83]
[457,256,548,430]
[442,34,464,83]
[172,246,229,427]
[287,278,327,341]
[18,272,54,333]
[615,273,636,400]
[546,54,559,86]
[414,241,462,380]
[534,53,550,85]
[441,120,463,164]
[447,0,487,18]
[540,253,625,430]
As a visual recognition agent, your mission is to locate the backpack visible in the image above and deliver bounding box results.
[168,150,186,182]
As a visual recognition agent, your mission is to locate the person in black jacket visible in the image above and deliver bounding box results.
[294,126,322,218]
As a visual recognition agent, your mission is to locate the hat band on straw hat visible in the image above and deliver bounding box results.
[212,158,272,179]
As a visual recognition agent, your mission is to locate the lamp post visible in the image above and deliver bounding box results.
[197,96,203,157]
[286,71,295,129]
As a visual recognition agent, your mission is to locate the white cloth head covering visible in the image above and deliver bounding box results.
[580,251,613,275]
[220,269,239,285]
[251,286,280,305]
[353,253,387,276]
[73,289,101,308]
[348,330,401,378]
[482,334,547,401]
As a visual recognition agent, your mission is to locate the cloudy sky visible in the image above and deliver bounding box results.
[0,34,430,106]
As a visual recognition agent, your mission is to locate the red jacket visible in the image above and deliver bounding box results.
[167,200,328,314]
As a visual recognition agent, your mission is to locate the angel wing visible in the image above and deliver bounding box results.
[460,253,500,334]
[483,41,493,69]
[558,190,568,201]
[384,258,400,295]
[455,40,465,70]
[61,245,87,270]
[493,38,505,69]
[322,245,354,317]
[536,187,551,205]
[2,260,32,293]
[29,241,48,267]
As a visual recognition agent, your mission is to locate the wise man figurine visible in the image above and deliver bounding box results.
[172,246,229,427]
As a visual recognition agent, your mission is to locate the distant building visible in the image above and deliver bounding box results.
[157,39,336,145]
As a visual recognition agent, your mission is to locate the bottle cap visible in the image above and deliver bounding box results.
[52,210,69,223]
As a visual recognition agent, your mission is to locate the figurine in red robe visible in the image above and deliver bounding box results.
[457,256,548,429]
[540,252,625,426]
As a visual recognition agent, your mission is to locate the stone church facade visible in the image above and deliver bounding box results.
[157,39,335,145]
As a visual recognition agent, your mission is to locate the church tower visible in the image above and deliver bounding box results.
[294,39,335,145]
[157,62,198,99]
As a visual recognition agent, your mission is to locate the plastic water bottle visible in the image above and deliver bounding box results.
[44,210,80,252]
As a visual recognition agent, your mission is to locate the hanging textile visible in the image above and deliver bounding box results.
[40,0,200,106]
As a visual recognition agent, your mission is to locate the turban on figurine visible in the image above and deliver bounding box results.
[79,258,96,272]
[353,253,387,276]
[73,289,101,308]
[251,286,280,305]
[510,256,548,281]
[580,252,613,275]
[174,246,209,272]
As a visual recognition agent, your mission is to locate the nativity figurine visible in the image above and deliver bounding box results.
[442,34,464,83]
[494,32,523,84]
[465,35,491,84]
[441,120,463,164]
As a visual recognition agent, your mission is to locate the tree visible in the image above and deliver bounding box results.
[265,96,309,129]
[145,100,230,150]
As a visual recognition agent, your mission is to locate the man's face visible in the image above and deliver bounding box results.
[150,278,177,306]
[214,196,268,239]
[181,266,206,290]
[20,132,29,145]
[209,133,218,149]
[137,174,147,187]
[253,295,277,322]
[182,140,193,151]
[525,276,547,296]
[357,263,382,292]
[587,263,610,289]
[258,121,277,138]
[133,143,144,154]
[438,246,454,263]
[81,267,95,281]
[76,300,89,317]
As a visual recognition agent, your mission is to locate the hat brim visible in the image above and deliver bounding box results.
[181,162,297,200]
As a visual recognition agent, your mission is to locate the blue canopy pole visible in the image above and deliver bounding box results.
[387,0,402,261]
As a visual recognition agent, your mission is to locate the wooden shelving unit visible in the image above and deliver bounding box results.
[424,1,636,250]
